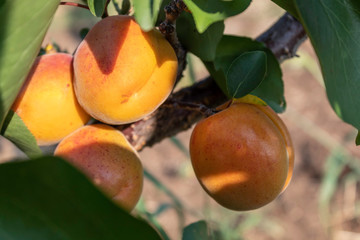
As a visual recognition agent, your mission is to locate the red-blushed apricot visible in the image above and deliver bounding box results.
[11,53,90,146]
[189,102,290,211]
[253,104,294,192]
[73,15,178,125]
[216,97,295,192]
[54,124,143,211]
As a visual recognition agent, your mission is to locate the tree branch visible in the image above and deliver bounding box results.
[257,13,307,62]
[118,13,307,151]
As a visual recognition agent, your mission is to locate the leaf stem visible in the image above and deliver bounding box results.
[101,0,111,18]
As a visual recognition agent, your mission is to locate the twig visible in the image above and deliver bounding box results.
[159,0,188,82]
[257,13,307,62]
[59,2,89,10]
[119,12,307,151]
[162,99,219,118]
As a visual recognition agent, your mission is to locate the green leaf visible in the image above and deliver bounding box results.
[294,0,360,130]
[120,0,131,15]
[177,12,224,61]
[0,110,42,158]
[182,221,208,240]
[79,28,90,40]
[226,51,267,99]
[0,0,60,128]
[205,36,285,113]
[134,0,163,31]
[182,0,251,33]
[270,0,299,19]
[0,157,161,240]
[87,0,107,17]
[182,220,222,240]
[356,131,360,146]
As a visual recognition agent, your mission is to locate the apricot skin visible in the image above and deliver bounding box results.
[11,53,90,146]
[254,104,294,192]
[73,15,178,125]
[189,103,289,211]
[54,124,143,212]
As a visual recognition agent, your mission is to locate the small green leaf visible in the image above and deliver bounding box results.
[80,28,90,40]
[0,157,161,240]
[182,0,251,33]
[177,12,224,61]
[38,48,47,56]
[294,0,360,130]
[87,0,107,17]
[182,220,222,240]
[182,221,208,240]
[356,131,360,146]
[0,0,60,128]
[134,0,163,31]
[205,36,285,113]
[120,0,131,15]
[0,110,42,158]
[226,51,267,99]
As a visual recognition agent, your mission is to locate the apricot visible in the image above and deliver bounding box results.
[12,53,90,146]
[189,102,292,211]
[73,15,178,125]
[54,124,143,211]
[254,104,294,192]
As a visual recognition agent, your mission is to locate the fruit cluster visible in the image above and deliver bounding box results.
[12,15,294,212]
[12,15,177,211]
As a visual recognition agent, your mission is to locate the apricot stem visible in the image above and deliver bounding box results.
[163,99,218,117]
[59,2,89,10]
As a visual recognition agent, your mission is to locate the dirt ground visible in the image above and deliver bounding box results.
[1,1,360,240]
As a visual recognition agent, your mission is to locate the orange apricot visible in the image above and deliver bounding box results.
[73,15,178,125]
[54,124,143,211]
[12,53,90,146]
[189,102,291,211]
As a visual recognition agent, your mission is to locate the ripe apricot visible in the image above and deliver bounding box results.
[12,53,90,146]
[223,97,295,192]
[73,15,178,125]
[189,102,291,211]
[254,104,294,192]
[54,124,143,211]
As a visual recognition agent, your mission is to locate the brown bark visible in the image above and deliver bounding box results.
[118,13,307,151]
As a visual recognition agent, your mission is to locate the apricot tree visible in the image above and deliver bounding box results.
[0,0,359,239]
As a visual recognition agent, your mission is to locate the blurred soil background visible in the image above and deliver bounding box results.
[1,1,360,239]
